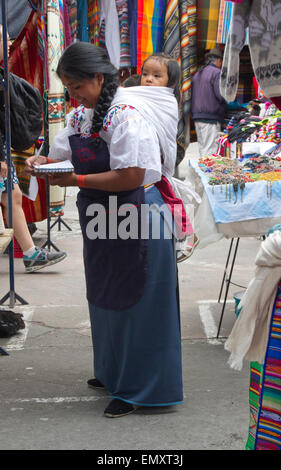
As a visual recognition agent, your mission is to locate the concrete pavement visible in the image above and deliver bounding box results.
[0,145,259,450]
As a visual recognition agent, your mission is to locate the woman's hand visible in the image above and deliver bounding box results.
[0,161,7,178]
[25,155,48,175]
[48,172,78,187]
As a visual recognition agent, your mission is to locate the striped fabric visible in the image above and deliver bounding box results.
[115,0,131,68]
[246,282,281,450]
[67,0,78,41]
[136,0,166,73]
[197,0,220,49]
[88,0,100,45]
[163,0,197,165]
[216,0,233,44]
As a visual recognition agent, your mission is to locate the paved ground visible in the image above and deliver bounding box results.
[0,144,260,451]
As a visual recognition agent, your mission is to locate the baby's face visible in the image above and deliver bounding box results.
[141,59,169,87]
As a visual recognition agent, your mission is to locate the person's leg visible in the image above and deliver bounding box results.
[1,184,34,251]
[194,121,205,157]
[1,180,67,272]
[195,121,220,157]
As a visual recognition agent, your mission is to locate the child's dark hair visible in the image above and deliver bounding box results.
[123,74,141,87]
[141,52,181,104]
[56,42,119,146]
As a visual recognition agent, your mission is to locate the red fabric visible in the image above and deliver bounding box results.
[155,175,194,239]
[253,77,259,98]
[8,10,43,96]
[271,97,281,111]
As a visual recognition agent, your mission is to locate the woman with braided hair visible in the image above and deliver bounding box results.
[25,42,183,418]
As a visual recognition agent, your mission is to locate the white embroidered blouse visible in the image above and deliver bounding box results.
[49,104,163,186]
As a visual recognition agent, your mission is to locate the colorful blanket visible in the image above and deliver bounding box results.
[197,0,220,49]
[216,0,233,44]
[136,0,166,72]
[246,283,281,450]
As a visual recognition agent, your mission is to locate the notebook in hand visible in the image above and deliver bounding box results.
[34,159,74,173]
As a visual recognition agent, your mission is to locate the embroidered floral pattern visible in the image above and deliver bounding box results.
[103,105,134,132]
[69,106,87,134]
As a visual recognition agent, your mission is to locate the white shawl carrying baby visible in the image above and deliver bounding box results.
[111,86,178,179]
[110,86,201,207]
[225,230,281,370]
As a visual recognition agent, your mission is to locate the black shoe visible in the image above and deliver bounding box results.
[104,399,138,418]
[87,378,105,389]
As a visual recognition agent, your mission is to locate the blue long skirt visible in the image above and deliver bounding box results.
[88,185,183,406]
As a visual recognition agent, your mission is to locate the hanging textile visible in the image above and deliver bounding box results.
[128,0,137,67]
[246,283,281,450]
[115,0,131,68]
[77,0,89,42]
[99,0,121,70]
[216,0,233,44]
[197,0,220,50]
[220,0,281,103]
[67,0,78,41]
[136,0,166,73]
[88,0,100,45]
[163,0,197,166]
[47,0,66,209]
[63,0,73,47]
[8,9,43,95]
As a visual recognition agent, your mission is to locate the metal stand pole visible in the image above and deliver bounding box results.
[41,179,60,251]
[50,215,72,232]
[0,0,28,309]
[216,238,240,338]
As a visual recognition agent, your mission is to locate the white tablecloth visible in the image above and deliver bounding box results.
[186,162,281,248]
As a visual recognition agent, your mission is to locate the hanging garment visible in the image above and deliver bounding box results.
[8,9,43,95]
[88,0,100,45]
[220,0,281,102]
[115,0,131,68]
[67,0,78,41]
[127,0,137,67]
[0,0,31,39]
[63,0,73,47]
[163,0,197,166]
[99,0,120,69]
[225,230,281,371]
[77,0,89,42]
[197,0,220,49]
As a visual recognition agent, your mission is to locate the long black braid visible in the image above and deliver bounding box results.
[90,73,119,147]
[56,42,119,147]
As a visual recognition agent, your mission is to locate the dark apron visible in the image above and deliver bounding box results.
[69,135,147,310]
